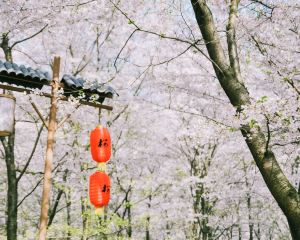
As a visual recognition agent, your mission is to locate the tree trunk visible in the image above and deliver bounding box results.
[64,170,71,240]
[126,201,132,238]
[145,215,150,240]
[145,195,151,240]
[80,164,89,240]
[47,190,64,227]
[190,0,300,239]
[66,194,71,240]
[255,222,261,240]
[0,35,17,240]
[80,195,88,240]
[1,134,17,240]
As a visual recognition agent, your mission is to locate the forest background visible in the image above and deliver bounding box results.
[0,0,299,239]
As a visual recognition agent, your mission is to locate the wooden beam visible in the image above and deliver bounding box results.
[0,83,51,96]
[78,99,113,111]
[0,83,113,110]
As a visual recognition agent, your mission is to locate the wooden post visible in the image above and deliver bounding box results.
[38,56,60,240]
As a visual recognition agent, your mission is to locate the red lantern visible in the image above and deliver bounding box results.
[89,171,110,209]
[90,125,111,163]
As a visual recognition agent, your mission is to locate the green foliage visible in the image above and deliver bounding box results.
[159,33,166,38]
[249,119,258,129]
[229,127,239,132]
[282,117,291,125]
[257,95,268,103]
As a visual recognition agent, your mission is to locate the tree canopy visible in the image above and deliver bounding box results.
[0,0,299,239]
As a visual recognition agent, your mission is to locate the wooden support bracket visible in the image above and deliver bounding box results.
[29,97,49,129]
[56,104,81,129]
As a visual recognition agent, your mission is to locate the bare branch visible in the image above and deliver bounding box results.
[152,45,193,67]
[110,0,222,72]
[17,178,43,207]
[11,24,48,49]
[107,104,129,127]
[272,140,300,147]
[114,29,138,71]
[250,0,275,10]
[17,124,44,183]
[140,98,231,128]
[264,114,270,154]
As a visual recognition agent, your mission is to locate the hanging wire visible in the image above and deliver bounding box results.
[106,110,111,127]
[98,107,102,125]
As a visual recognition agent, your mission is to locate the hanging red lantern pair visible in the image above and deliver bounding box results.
[89,125,112,215]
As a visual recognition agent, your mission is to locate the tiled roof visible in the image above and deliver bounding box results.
[62,74,118,102]
[0,60,51,89]
[0,60,117,103]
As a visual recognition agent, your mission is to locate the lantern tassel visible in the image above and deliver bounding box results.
[95,207,105,216]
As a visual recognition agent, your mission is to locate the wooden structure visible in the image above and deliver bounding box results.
[0,56,116,239]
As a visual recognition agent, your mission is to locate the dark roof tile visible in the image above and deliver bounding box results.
[0,60,117,103]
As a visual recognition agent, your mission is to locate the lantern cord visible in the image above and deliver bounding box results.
[98,107,102,125]
[106,110,111,127]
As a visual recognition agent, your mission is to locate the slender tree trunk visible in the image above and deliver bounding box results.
[80,164,89,240]
[145,216,150,240]
[242,159,253,240]
[255,222,261,240]
[0,35,17,240]
[247,195,253,240]
[1,134,17,240]
[47,170,69,228]
[238,225,242,240]
[145,195,151,240]
[80,195,88,240]
[65,170,71,240]
[236,201,241,240]
[190,1,300,239]
[127,202,132,238]
[47,191,63,227]
[66,194,71,240]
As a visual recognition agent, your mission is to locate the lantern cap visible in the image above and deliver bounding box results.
[96,124,103,128]
[95,207,105,216]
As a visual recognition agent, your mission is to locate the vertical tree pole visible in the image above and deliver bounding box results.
[38,56,60,240]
